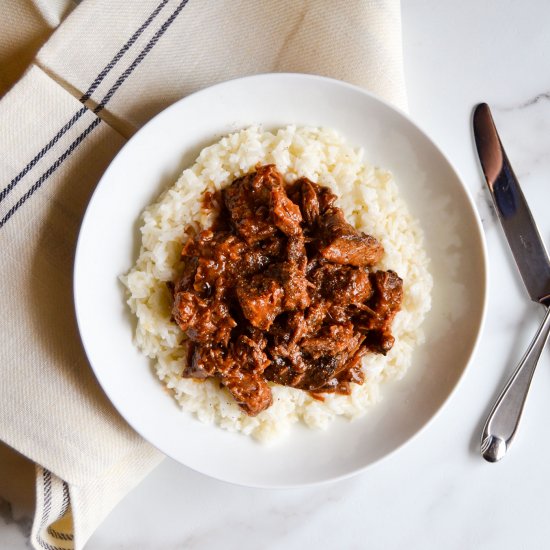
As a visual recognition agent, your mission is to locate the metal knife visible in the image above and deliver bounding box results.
[473,103,550,462]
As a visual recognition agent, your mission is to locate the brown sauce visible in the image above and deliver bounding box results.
[171,165,403,416]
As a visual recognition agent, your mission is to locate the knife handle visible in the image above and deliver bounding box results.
[481,306,550,462]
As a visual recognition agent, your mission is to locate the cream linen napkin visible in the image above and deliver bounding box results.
[0,0,75,96]
[0,1,407,548]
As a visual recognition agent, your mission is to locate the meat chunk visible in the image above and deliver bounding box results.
[293,355,340,391]
[259,237,311,313]
[354,270,403,354]
[296,324,364,392]
[182,230,246,293]
[364,330,395,355]
[184,344,222,379]
[302,301,331,335]
[271,186,302,236]
[288,177,337,224]
[173,291,236,345]
[222,371,272,416]
[368,270,403,329]
[318,207,384,266]
[300,323,357,358]
[236,275,284,330]
[223,165,281,243]
[284,236,310,309]
[309,262,372,305]
[231,332,270,375]
[241,236,284,275]
[298,180,320,225]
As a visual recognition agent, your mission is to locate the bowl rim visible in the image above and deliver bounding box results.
[73,72,489,488]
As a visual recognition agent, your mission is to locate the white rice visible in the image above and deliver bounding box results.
[121,126,432,442]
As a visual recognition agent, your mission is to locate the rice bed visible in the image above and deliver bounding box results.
[121,126,432,443]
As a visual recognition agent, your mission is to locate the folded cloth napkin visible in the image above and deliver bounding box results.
[0,0,75,95]
[0,0,407,548]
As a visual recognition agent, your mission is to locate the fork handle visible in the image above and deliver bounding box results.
[481,306,550,462]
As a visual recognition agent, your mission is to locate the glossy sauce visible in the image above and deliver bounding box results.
[171,165,403,416]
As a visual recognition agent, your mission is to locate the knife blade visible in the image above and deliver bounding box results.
[473,103,550,306]
[473,102,550,462]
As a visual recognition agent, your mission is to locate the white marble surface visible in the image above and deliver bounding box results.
[3,1,550,548]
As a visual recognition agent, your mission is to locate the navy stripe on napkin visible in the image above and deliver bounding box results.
[0,0,180,219]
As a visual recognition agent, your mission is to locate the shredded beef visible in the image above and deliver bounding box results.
[171,164,403,416]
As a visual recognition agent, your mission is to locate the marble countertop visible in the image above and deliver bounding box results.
[3,1,550,548]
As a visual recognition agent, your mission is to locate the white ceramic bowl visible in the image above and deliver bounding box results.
[74,73,487,487]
